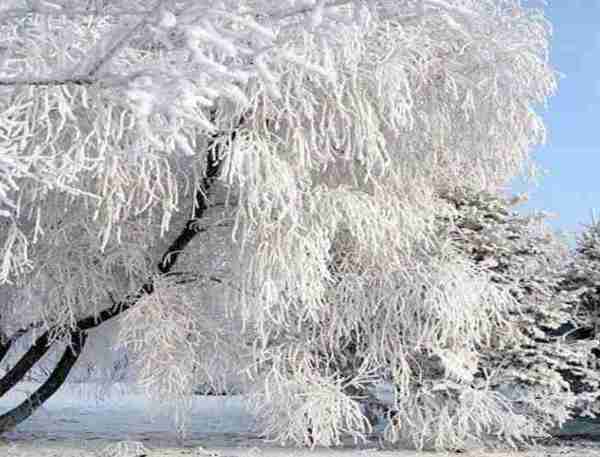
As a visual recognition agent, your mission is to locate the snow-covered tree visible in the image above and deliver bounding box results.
[267,187,599,450]
[558,218,600,406]
[0,0,563,449]
[438,188,600,423]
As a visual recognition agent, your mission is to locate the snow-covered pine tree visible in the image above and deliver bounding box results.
[438,188,600,425]
[0,0,563,449]
[558,218,600,410]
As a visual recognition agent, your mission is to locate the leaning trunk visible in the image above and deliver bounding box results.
[0,331,87,433]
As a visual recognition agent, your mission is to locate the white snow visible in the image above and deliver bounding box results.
[0,383,255,442]
[0,382,597,457]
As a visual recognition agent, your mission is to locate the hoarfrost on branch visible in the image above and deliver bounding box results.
[0,0,566,450]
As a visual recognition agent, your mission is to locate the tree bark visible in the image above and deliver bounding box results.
[0,341,12,366]
[0,331,86,433]
[0,331,51,398]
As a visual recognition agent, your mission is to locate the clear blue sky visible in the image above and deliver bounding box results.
[513,1,600,235]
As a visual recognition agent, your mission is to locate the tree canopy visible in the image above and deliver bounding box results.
[0,0,569,449]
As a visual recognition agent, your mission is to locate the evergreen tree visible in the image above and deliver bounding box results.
[439,188,600,423]
[558,218,600,411]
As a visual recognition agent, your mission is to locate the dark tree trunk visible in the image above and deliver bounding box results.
[0,341,12,366]
[0,328,11,365]
[0,331,52,398]
[0,331,86,433]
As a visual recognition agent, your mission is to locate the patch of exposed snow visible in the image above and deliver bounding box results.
[0,382,256,443]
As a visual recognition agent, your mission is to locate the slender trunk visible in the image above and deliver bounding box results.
[0,328,10,364]
[0,331,51,398]
[0,341,12,366]
[0,331,86,433]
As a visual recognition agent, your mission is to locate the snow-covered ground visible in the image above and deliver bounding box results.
[0,383,598,457]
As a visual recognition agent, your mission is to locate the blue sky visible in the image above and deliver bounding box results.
[513,2,600,236]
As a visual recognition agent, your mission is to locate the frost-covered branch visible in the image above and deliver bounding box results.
[0,0,564,449]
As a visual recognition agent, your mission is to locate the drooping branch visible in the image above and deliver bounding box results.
[4,121,235,339]
[0,331,86,433]
[76,158,225,332]
[65,125,235,332]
